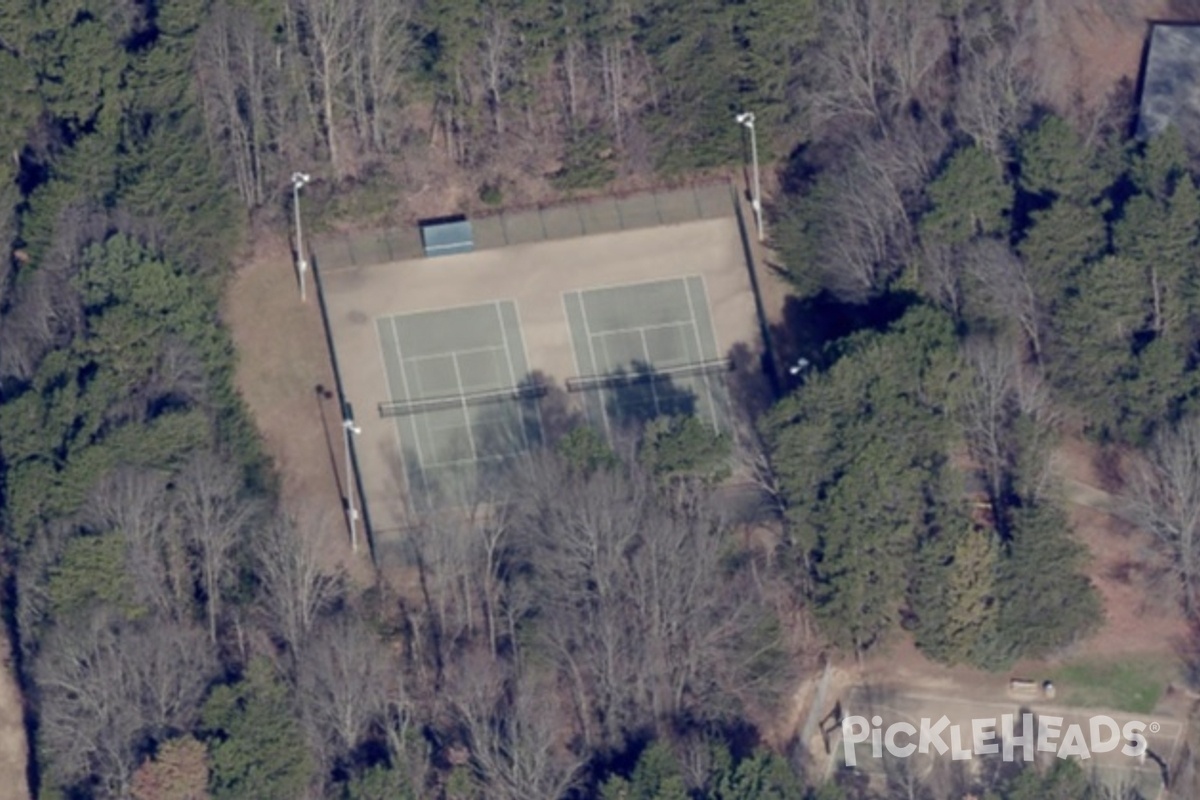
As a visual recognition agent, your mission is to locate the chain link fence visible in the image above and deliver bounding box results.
[311,182,736,271]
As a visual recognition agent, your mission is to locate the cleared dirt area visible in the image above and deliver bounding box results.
[222,229,372,581]
[1054,439,1190,662]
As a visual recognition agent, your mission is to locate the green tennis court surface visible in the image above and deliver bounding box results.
[564,276,731,437]
[376,301,541,510]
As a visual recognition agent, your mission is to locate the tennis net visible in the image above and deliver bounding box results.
[565,358,732,392]
[379,383,547,417]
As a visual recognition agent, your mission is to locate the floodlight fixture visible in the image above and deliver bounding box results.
[291,171,312,302]
[342,417,362,552]
[734,111,764,241]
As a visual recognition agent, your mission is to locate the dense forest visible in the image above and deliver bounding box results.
[1,0,1199,798]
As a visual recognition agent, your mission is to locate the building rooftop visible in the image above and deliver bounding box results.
[1138,23,1200,140]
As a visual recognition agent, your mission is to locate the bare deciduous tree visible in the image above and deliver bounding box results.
[448,654,581,800]
[87,467,191,622]
[0,204,91,380]
[513,458,646,749]
[919,241,966,317]
[36,616,143,797]
[255,510,343,655]
[964,238,1045,361]
[814,124,943,300]
[357,0,415,152]
[471,502,513,659]
[195,5,284,208]
[126,621,218,735]
[36,612,216,799]
[407,511,479,668]
[507,455,788,752]
[951,1,1034,154]
[806,0,951,134]
[291,0,360,176]
[1124,416,1200,618]
[960,337,1020,503]
[731,417,786,521]
[174,452,257,644]
[296,613,393,768]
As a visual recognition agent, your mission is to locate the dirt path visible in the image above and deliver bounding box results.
[0,612,29,800]
[1053,439,1190,662]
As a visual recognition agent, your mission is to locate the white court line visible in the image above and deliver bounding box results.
[643,322,696,367]
[638,328,662,415]
[494,300,529,452]
[568,273,698,303]
[449,351,478,459]
[693,274,724,353]
[576,292,612,441]
[683,278,720,429]
[560,293,585,375]
[591,319,689,338]
[405,344,508,363]
[628,319,698,341]
[373,319,414,502]
[509,299,546,446]
[418,432,483,468]
[382,296,521,321]
[390,315,431,495]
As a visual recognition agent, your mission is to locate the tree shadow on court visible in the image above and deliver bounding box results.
[393,371,575,515]
[515,371,582,449]
[602,361,698,432]
[725,341,774,422]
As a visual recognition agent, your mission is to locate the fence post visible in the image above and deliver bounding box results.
[311,254,377,564]
[729,183,781,399]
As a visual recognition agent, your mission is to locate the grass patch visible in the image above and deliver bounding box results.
[1047,657,1172,714]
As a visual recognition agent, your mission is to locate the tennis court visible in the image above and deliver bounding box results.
[375,301,542,510]
[564,276,731,438]
[319,193,763,548]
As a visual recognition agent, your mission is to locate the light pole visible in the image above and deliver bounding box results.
[342,417,362,553]
[788,357,810,377]
[291,171,311,302]
[735,112,764,242]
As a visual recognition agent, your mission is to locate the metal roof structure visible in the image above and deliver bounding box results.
[420,217,474,257]
[1138,23,1200,141]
